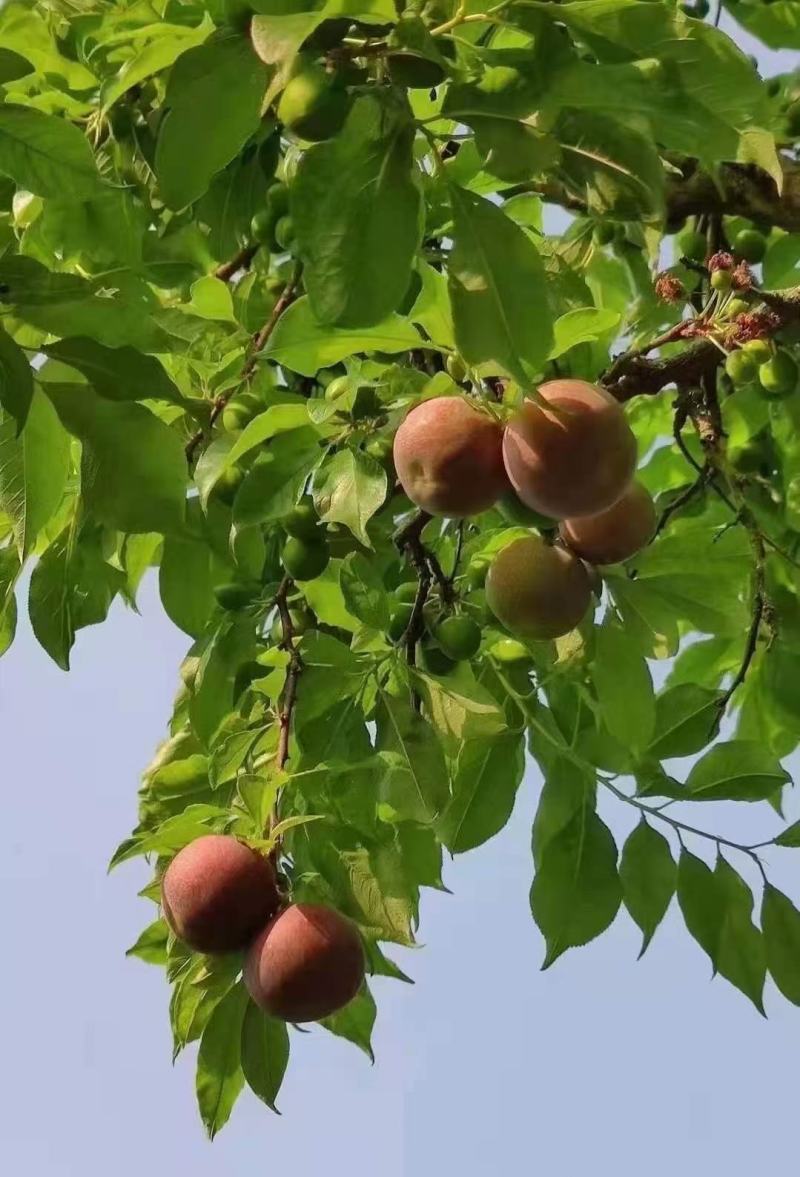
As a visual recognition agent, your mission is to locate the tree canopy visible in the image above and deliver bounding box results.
[2,0,800,1137]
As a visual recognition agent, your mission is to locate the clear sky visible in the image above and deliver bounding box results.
[2,13,798,1177]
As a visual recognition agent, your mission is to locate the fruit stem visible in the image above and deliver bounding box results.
[268,576,304,853]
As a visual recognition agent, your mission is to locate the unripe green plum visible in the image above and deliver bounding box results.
[394,397,508,517]
[162,835,280,955]
[250,208,275,245]
[434,615,481,660]
[489,637,533,665]
[724,298,749,319]
[270,607,313,643]
[711,269,732,293]
[502,380,636,519]
[285,497,320,540]
[212,464,245,505]
[497,489,554,529]
[277,62,350,142]
[215,580,259,610]
[758,350,798,399]
[222,393,262,433]
[725,349,758,386]
[281,536,330,580]
[486,534,591,640]
[559,482,656,566]
[743,338,772,365]
[388,602,414,642]
[274,214,295,251]
[446,354,468,383]
[394,580,419,604]
[732,228,767,264]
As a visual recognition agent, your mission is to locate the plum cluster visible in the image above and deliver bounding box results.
[162,835,364,1022]
[393,382,655,641]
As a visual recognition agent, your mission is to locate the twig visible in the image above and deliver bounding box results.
[449,520,466,583]
[268,576,303,850]
[185,262,303,464]
[654,465,710,537]
[214,243,259,283]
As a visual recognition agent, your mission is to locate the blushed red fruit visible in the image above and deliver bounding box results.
[486,534,592,640]
[244,903,365,1022]
[393,396,508,516]
[161,835,279,955]
[559,482,656,565]
[502,380,637,519]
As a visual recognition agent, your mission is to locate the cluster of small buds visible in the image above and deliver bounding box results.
[731,262,754,291]
[728,309,781,345]
[707,251,734,272]
[654,271,685,303]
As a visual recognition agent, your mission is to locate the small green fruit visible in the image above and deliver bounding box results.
[758,350,799,399]
[364,435,394,468]
[388,602,414,642]
[250,209,274,245]
[724,298,749,319]
[325,376,350,403]
[213,464,245,505]
[743,338,772,365]
[284,498,319,540]
[281,536,330,580]
[394,581,419,604]
[711,268,732,293]
[434,615,481,660]
[446,354,468,383]
[267,183,290,220]
[488,637,532,665]
[222,393,262,433]
[215,581,259,610]
[732,228,767,264]
[676,228,707,262]
[270,607,313,643]
[274,214,295,251]
[725,349,758,386]
[277,62,350,141]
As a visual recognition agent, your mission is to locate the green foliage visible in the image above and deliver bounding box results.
[4,0,800,1137]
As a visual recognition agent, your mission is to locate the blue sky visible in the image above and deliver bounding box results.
[2,11,798,1177]
[2,574,798,1177]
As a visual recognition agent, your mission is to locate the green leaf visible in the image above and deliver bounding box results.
[619,819,676,958]
[556,110,665,219]
[100,17,214,110]
[0,326,33,428]
[677,848,722,971]
[531,757,594,869]
[234,427,322,526]
[762,884,800,1006]
[530,805,621,968]
[240,1001,290,1113]
[313,449,386,547]
[126,919,169,966]
[170,954,241,1058]
[376,692,450,824]
[45,384,186,535]
[339,551,390,630]
[549,307,620,359]
[28,524,125,670]
[438,731,525,854]
[293,94,422,327]
[685,740,790,803]
[415,667,506,748]
[0,391,70,558]
[0,546,18,659]
[448,185,552,383]
[155,33,268,210]
[648,684,724,759]
[264,296,423,376]
[714,855,766,1014]
[321,986,376,1061]
[159,534,216,638]
[0,104,101,198]
[196,981,249,1139]
[42,338,183,404]
[775,820,800,848]
[593,621,655,753]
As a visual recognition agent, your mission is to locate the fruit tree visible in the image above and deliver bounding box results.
[3,0,800,1138]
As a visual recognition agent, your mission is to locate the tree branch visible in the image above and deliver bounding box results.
[185,262,303,463]
[213,243,259,283]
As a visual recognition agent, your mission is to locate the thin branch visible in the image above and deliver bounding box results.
[268,576,303,851]
[214,243,259,283]
[185,262,303,464]
[654,465,710,537]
